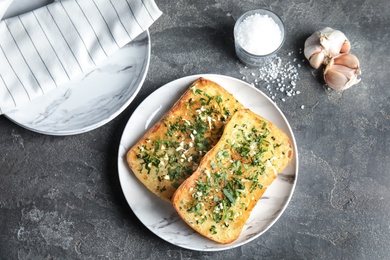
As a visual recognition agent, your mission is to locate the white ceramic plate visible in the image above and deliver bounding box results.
[4,30,150,135]
[118,74,298,251]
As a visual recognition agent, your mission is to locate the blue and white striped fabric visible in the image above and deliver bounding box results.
[0,0,162,114]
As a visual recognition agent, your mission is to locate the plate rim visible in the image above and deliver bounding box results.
[4,30,151,136]
[118,73,299,251]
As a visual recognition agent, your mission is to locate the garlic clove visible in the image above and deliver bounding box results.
[331,64,358,79]
[324,68,349,89]
[340,40,351,53]
[309,52,326,69]
[324,53,361,90]
[333,53,359,69]
[304,31,321,60]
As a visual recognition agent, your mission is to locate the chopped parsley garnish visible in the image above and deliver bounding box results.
[210,225,217,235]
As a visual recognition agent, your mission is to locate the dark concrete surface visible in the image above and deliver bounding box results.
[1,0,389,259]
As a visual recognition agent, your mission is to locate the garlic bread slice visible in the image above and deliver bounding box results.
[127,78,244,202]
[171,109,293,244]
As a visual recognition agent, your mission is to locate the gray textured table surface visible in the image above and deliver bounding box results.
[1,0,389,259]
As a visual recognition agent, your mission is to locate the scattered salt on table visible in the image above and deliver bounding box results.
[238,54,305,107]
[235,14,282,55]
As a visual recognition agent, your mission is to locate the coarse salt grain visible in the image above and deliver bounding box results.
[236,14,282,55]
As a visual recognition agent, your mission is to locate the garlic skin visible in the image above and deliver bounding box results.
[324,53,361,90]
[304,27,351,69]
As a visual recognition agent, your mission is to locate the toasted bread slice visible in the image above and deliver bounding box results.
[126,78,245,202]
[171,109,293,244]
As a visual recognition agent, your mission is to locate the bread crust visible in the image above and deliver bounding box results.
[171,109,293,244]
[126,78,244,202]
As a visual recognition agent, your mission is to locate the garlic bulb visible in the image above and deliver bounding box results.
[304,27,351,69]
[324,53,361,90]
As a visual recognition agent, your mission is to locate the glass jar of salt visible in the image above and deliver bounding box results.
[234,9,285,67]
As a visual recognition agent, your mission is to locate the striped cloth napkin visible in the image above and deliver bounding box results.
[0,0,162,114]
